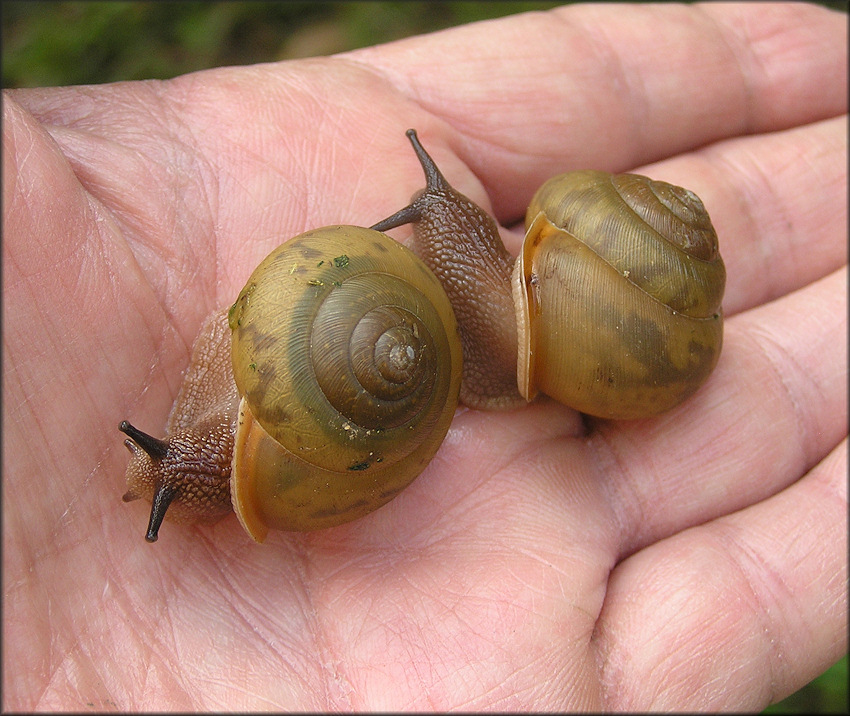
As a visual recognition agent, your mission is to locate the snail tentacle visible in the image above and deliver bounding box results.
[371,129,451,233]
[144,484,177,543]
[119,420,168,460]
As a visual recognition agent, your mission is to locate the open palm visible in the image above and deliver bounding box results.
[4,3,846,710]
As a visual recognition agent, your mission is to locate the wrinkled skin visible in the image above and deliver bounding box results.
[3,2,846,710]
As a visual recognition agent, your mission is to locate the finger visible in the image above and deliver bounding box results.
[636,115,847,316]
[493,114,847,315]
[591,438,847,711]
[350,2,846,218]
[590,265,847,557]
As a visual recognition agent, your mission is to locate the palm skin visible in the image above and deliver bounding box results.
[3,2,846,710]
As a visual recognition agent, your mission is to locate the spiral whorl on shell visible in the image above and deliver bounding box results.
[514,171,725,420]
[228,226,462,540]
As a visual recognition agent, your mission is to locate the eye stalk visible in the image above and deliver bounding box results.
[119,420,168,460]
[119,420,174,542]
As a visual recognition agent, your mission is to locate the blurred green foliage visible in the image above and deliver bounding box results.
[765,656,848,714]
[2,1,564,87]
[1,2,846,713]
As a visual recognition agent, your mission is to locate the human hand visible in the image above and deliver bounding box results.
[3,2,846,710]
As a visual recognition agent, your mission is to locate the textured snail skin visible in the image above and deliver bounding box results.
[371,135,522,410]
[373,130,725,420]
[120,310,238,542]
[120,226,462,542]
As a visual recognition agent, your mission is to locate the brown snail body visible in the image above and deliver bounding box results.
[120,129,724,542]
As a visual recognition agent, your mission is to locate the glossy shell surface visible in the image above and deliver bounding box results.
[514,172,725,419]
[228,226,462,539]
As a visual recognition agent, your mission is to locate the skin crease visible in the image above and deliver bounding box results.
[2,1,847,710]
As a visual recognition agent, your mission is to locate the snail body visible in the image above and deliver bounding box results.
[120,129,725,542]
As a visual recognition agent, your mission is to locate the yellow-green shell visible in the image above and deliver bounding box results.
[228,226,462,540]
[514,172,725,419]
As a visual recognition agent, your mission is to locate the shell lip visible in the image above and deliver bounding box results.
[513,211,556,402]
[231,397,269,543]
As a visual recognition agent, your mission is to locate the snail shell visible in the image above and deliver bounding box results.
[228,226,461,540]
[514,171,725,419]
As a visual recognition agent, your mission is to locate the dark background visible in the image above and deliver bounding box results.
[3,2,846,712]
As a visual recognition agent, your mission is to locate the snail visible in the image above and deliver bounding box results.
[119,129,724,543]
[371,130,725,417]
[120,227,462,542]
